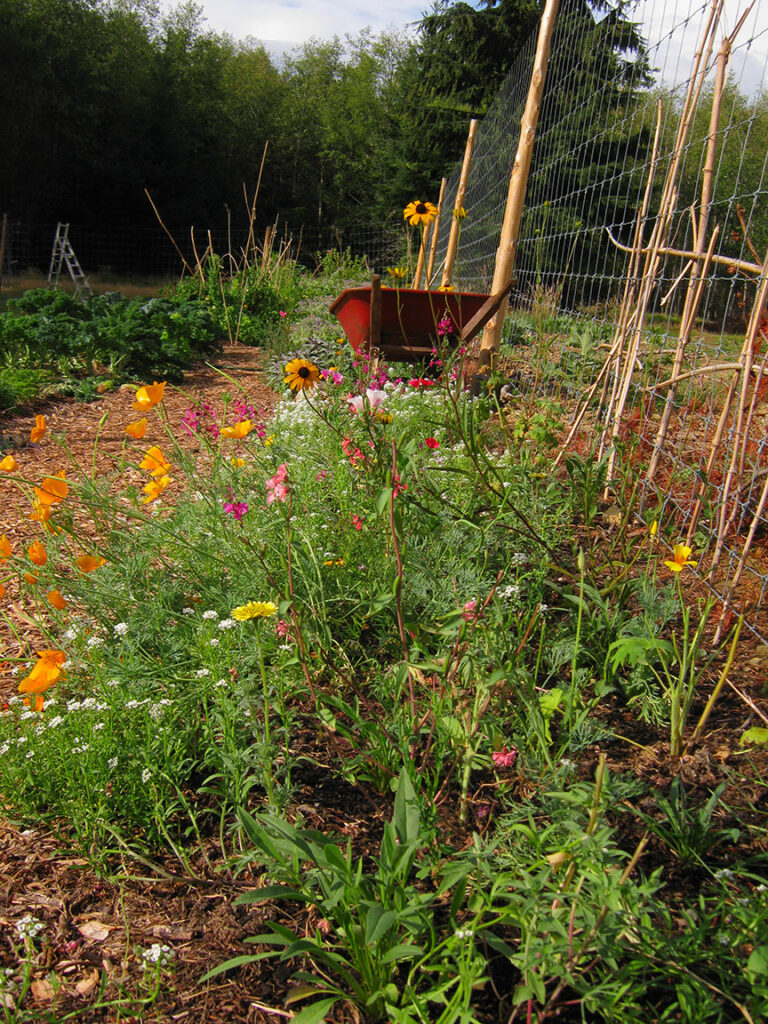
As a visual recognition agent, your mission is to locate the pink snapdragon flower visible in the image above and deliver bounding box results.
[266,464,290,504]
[348,388,387,414]
[492,746,518,768]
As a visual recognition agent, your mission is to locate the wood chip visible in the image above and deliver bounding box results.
[31,977,55,1002]
[77,919,111,942]
[76,969,100,996]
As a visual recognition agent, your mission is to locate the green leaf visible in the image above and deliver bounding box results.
[381,942,423,963]
[393,767,420,844]
[365,907,398,946]
[199,953,260,981]
[288,996,339,1024]
[376,487,393,515]
[740,726,768,747]
[236,885,310,904]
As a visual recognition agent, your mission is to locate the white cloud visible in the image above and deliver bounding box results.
[162,0,424,45]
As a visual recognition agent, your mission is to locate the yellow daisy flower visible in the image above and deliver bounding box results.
[232,601,278,620]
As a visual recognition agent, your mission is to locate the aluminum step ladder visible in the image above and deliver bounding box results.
[47,222,92,300]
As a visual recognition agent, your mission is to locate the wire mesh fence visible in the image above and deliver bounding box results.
[432,0,768,640]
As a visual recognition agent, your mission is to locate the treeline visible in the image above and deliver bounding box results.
[0,0,657,250]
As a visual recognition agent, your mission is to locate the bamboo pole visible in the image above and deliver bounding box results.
[604,235,763,278]
[426,177,447,286]
[709,245,768,574]
[476,0,561,371]
[601,0,723,485]
[441,120,478,289]
[596,101,664,466]
[646,38,729,483]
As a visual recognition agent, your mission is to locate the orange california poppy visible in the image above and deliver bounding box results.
[141,475,170,504]
[76,553,105,573]
[663,544,698,573]
[24,572,38,585]
[132,381,166,412]
[0,582,5,599]
[220,420,253,439]
[34,474,68,506]
[0,535,11,560]
[47,589,68,610]
[125,417,148,439]
[27,540,47,566]
[0,455,19,473]
[18,649,67,694]
[140,446,172,478]
[30,415,47,443]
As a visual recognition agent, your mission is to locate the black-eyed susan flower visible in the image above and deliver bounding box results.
[452,206,467,221]
[386,266,408,281]
[664,544,697,573]
[403,200,438,227]
[284,358,320,392]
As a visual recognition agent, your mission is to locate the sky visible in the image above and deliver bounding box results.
[161,0,767,94]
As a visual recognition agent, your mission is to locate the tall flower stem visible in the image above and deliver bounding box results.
[253,626,275,807]
[389,441,416,750]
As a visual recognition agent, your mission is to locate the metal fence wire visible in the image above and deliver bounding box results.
[432,0,768,640]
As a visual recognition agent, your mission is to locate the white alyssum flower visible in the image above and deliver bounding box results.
[209,638,220,647]
[140,943,173,968]
[141,768,152,784]
[202,609,218,620]
[182,607,195,616]
[86,636,105,649]
[195,668,211,678]
[108,757,118,770]
[217,618,237,631]
[15,915,44,941]
[113,622,129,636]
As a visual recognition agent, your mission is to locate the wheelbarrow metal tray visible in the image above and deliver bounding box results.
[330,286,491,359]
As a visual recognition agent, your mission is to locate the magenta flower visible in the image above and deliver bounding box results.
[437,316,453,336]
[492,746,517,768]
[425,437,439,450]
[223,500,249,521]
[351,514,363,531]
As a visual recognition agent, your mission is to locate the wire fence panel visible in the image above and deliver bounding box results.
[433,0,768,639]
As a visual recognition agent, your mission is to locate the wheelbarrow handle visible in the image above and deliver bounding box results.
[459,277,516,344]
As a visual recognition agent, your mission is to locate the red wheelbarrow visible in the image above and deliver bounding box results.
[330,275,515,361]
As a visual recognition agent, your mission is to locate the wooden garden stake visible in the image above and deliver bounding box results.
[0,213,7,293]
[477,0,561,370]
[441,120,478,289]
[368,273,382,355]
[426,177,447,286]
[412,221,432,290]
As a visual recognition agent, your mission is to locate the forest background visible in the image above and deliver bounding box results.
[1,0,766,280]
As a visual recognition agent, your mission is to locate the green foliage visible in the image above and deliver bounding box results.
[0,288,222,390]
[171,256,286,345]
[0,367,55,412]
